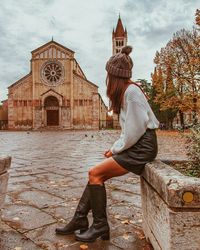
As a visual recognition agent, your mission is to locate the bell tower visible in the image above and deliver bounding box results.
[112,15,128,55]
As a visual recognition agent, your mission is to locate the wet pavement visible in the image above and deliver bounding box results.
[0,130,188,250]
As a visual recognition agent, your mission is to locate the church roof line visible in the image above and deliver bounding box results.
[98,93,108,110]
[74,59,87,79]
[73,72,99,88]
[31,40,75,55]
[8,72,32,89]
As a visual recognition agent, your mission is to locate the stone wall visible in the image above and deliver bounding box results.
[141,160,200,250]
[0,156,11,217]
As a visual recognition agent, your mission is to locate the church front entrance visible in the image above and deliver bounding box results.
[47,110,59,126]
[44,96,59,126]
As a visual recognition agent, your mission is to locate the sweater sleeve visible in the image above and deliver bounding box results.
[110,100,149,154]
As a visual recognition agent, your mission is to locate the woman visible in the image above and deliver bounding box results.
[55,45,159,242]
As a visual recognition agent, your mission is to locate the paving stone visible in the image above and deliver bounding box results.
[108,203,142,224]
[10,168,49,177]
[8,175,37,184]
[35,173,75,183]
[7,182,31,193]
[109,190,142,208]
[69,240,123,250]
[67,179,89,188]
[14,189,64,208]
[29,181,84,201]
[72,172,88,179]
[0,221,43,250]
[108,181,141,195]
[45,167,77,176]
[109,223,153,249]
[25,223,81,250]
[42,200,79,220]
[1,204,56,233]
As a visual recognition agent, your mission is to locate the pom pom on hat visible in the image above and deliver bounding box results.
[121,45,133,55]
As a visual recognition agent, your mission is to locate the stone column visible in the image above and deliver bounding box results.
[0,156,11,218]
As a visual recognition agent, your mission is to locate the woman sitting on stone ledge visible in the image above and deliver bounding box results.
[55,45,160,242]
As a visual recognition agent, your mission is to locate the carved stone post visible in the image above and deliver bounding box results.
[0,156,11,218]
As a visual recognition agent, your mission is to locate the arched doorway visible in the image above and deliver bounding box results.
[44,96,59,126]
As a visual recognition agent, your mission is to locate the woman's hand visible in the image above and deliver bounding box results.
[104,150,113,158]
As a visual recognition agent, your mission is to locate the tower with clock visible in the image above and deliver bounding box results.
[7,40,107,130]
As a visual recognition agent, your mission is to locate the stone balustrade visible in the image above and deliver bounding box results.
[0,156,11,216]
[141,160,200,250]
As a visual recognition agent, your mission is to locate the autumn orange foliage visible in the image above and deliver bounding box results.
[151,10,200,127]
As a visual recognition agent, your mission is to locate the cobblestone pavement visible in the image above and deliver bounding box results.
[0,130,188,250]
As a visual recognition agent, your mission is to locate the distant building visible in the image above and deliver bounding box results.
[7,40,108,130]
[173,111,200,129]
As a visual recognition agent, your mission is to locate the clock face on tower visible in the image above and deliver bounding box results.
[41,60,64,86]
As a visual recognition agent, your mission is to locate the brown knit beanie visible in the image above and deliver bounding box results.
[105,45,133,78]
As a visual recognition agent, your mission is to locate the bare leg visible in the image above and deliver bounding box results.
[88,157,129,184]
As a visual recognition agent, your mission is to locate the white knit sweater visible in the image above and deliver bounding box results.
[110,84,160,154]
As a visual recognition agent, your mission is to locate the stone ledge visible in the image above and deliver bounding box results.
[0,156,11,175]
[141,160,200,250]
[142,159,200,208]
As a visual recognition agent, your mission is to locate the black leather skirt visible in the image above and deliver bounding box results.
[112,128,158,175]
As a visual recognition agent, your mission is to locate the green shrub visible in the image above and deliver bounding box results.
[185,123,200,169]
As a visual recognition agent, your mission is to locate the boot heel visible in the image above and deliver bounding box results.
[101,232,110,240]
[80,228,88,233]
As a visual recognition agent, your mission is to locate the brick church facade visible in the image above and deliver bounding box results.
[7,40,107,130]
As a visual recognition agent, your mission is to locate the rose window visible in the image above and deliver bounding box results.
[41,61,64,86]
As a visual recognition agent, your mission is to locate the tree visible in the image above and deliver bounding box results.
[136,79,152,98]
[152,11,200,128]
[151,66,178,129]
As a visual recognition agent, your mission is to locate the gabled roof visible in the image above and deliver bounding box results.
[41,88,63,97]
[31,40,75,55]
[8,73,32,89]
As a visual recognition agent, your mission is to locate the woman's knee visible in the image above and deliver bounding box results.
[88,167,103,183]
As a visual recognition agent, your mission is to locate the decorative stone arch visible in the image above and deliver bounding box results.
[41,89,63,126]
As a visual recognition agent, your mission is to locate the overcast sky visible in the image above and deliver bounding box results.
[0,0,199,105]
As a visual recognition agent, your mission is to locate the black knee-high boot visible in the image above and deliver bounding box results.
[55,183,90,235]
[75,184,110,242]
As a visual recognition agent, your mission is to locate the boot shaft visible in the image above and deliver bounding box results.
[88,184,108,223]
[74,182,91,217]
